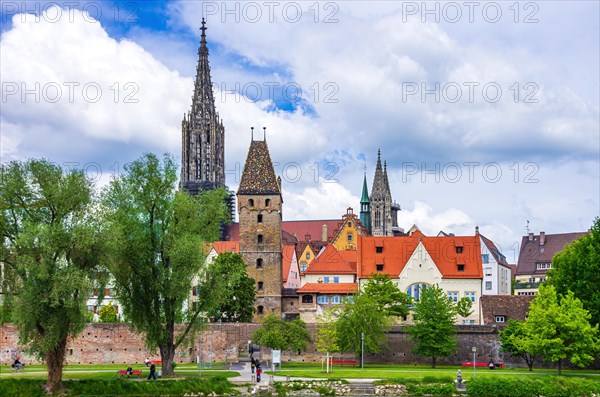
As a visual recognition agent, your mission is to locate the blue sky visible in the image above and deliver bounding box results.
[1,1,599,258]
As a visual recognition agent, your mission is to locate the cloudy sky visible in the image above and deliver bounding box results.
[1,1,599,262]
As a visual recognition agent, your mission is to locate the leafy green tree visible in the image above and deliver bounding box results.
[456,297,474,319]
[284,318,312,360]
[98,303,119,323]
[523,285,599,374]
[252,315,311,361]
[204,253,255,322]
[547,218,600,326]
[408,285,458,368]
[499,320,535,371]
[0,159,103,393]
[362,273,412,318]
[102,153,230,376]
[336,294,390,357]
[252,314,287,350]
[315,307,341,356]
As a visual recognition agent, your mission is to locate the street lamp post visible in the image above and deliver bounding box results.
[361,333,364,369]
[472,347,477,379]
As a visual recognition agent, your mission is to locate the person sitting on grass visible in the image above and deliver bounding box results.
[11,358,23,372]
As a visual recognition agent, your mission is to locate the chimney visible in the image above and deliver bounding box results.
[540,232,546,246]
[304,233,311,243]
[528,232,534,241]
[475,226,480,235]
[321,224,328,242]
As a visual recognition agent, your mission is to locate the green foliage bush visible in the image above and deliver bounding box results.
[467,377,600,397]
[0,376,235,397]
[406,383,454,396]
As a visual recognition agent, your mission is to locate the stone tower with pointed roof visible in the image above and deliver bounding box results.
[181,18,226,194]
[237,130,283,320]
[370,149,400,236]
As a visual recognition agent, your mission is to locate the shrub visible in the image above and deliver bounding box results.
[467,377,600,397]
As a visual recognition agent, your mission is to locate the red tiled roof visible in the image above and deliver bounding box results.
[359,234,482,279]
[212,241,239,254]
[282,244,296,283]
[297,283,358,294]
[223,220,340,243]
[304,245,356,274]
[481,295,534,326]
[516,232,588,276]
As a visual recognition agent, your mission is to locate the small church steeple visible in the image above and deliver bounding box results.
[360,166,371,234]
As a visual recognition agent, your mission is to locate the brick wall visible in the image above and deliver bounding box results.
[1,323,534,368]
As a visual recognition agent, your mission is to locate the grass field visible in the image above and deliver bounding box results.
[266,363,600,381]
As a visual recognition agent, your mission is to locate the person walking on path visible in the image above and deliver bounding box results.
[147,362,157,380]
[256,364,261,383]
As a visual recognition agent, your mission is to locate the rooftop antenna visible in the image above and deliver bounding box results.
[263,127,266,140]
[526,220,530,234]
[251,126,254,140]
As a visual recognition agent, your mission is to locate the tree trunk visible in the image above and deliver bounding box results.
[44,337,67,394]
[432,356,436,368]
[160,321,176,377]
[525,354,534,371]
[557,358,562,375]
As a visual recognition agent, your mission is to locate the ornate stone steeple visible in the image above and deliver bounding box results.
[370,149,398,236]
[181,18,225,194]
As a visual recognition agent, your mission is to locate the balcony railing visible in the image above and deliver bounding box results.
[514,282,541,289]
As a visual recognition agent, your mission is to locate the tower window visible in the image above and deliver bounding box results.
[256,258,263,269]
[265,199,271,207]
[248,199,254,207]
[257,281,263,290]
[257,235,263,244]
[257,306,264,315]
[257,214,263,223]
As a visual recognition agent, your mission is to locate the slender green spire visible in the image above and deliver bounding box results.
[360,169,369,203]
[360,165,371,234]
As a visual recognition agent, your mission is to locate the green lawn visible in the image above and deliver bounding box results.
[267,363,600,380]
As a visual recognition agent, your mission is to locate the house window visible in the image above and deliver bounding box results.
[257,281,263,290]
[257,306,264,315]
[485,281,492,290]
[406,283,429,301]
[302,295,313,304]
[317,295,329,304]
[300,262,307,272]
[257,235,263,244]
[333,277,339,283]
[331,295,341,304]
[376,246,383,253]
[447,291,459,302]
[306,253,310,260]
[465,291,476,302]
[456,246,463,254]
[482,254,489,263]
[347,233,353,241]
[265,199,271,207]
[376,264,384,272]
[105,288,111,296]
[249,199,254,207]
[495,315,506,323]
[457,264,465,272]
[256,258,263,269]
[485,267,492,276]
[257,214,263,223]
[324,277,330,283]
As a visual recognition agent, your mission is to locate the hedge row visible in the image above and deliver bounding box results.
[467,377,600,397]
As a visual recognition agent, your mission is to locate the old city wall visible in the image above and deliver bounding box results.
[1,323,524,367]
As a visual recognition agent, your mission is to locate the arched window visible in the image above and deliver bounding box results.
[302,295,313,304]
[257,281,263,290]
[249,199,254,207]
[265,199,271,207]
[406,283,430,301]
[257,235,263,244]
[256,258,263,269]
[257,214,263,223]
[257,306,264,315]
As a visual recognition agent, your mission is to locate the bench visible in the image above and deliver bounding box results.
[117,369,143,378]
[150,360,162,365]
[331,359,357,366]
[461,361,504,368]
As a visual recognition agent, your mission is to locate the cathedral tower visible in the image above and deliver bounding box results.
[237,129,283,320]
[181,18,225,194]
[370,149,399,236]
[359,170,371,234]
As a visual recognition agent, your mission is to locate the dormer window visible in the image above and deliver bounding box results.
[457,264,465,272]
